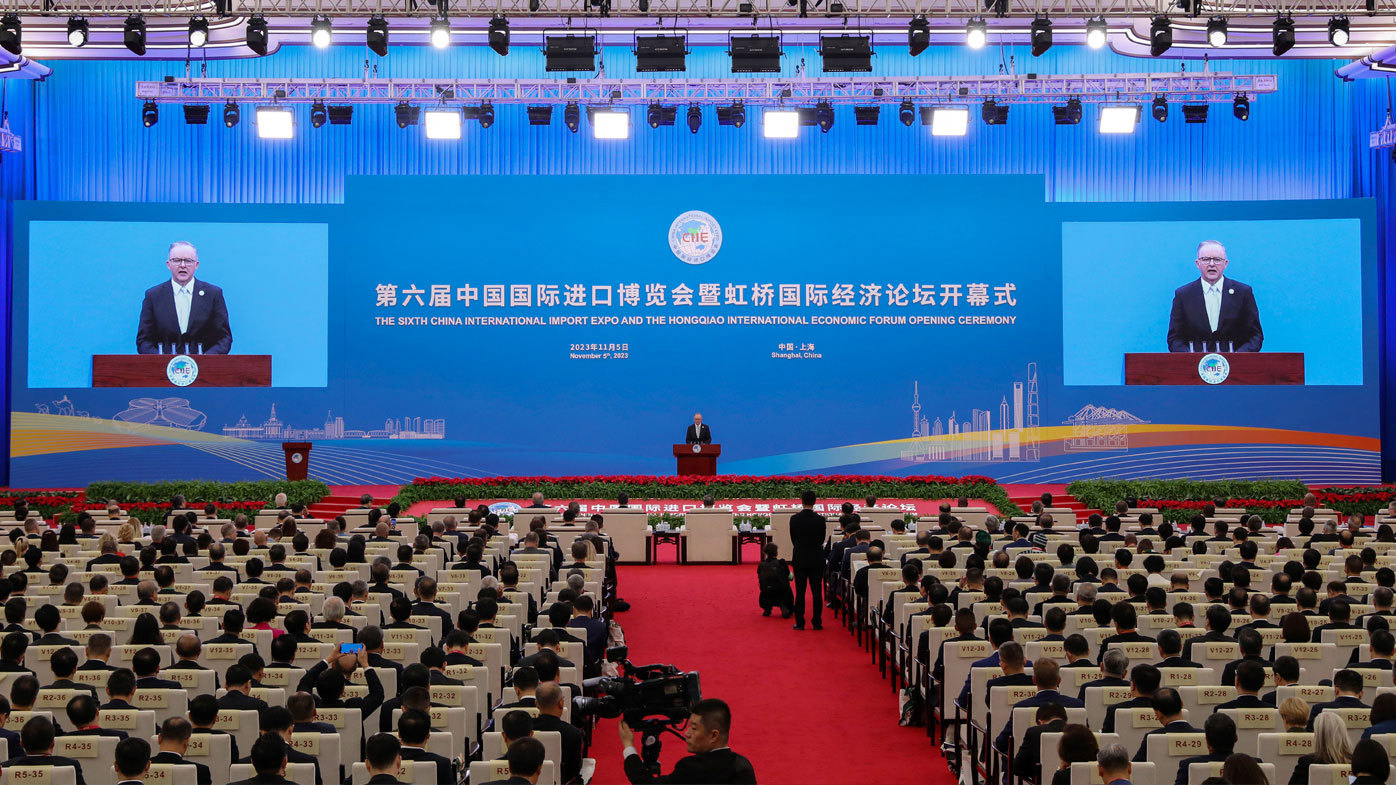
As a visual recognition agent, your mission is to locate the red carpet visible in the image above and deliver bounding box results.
[588,565,958,785]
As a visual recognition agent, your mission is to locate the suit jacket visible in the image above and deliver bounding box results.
[532,714,584,783]
[1306,695,1368,729]
[1166,277,1262,352]
[150,751,212,785]
[1216,694,1267,710]
[1133,720,1199,762]
[788,509,828,571]
[1173,751,1233,785]
[398,746,452,785]
[216,690,268,711]
[66,728,127,739]
[622,747,756,785]
[1012,718,1067,783]
[228,776,293,785]
[684,423,712,445]
[1103,696,1153,734]
[136,278,233,355]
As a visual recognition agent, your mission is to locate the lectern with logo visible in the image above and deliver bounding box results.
[282,442,312,480]
[91,354,272,387]
[1124,352,1305,385]
[673,443,721,476]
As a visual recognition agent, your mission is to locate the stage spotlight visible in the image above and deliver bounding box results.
[545,35,597,71]
[1098,104,1140,134]
[328,106,353,125]
[980,99,1008,125]
[0,15,21,56]
[1085,17,1107,49]
[1149,15,1172,56]
[965,18,987,49]
[124,16,147,56]
[310,102,327,128]
[636,34,687,71]
[908,16,929,56]
[819,35,871,72]
[814,101,834,133]
[563,102,580,133]
[1151,95,1168,122]
[854,105,880,126]
[929,106,969,136]
[366,17,388,57]
[1232,94,1249,120]
[899,99,915,127]
[246,16,268,55]
[142,101,158,127]
[256,106,294,139]
[1030,17,1052,56]
[477,103,494,128]
[310,15,332,49]
[528,106,553,125]
[188,16,209,48]
[488,16,509,55]
[430,18,450,48]
[67,17,88,47]
[1272,16,1294,55]
[424,109,462,139]
[183,104,209,124]
[716,103,746,127]
[730,35,781,72]
[1182,103,1208,123]
[1052,98,1082,125]
[223,102,240,127]
[1206,17,1227,46]
[1328,16,1350,45]
[686,104,702,133]
[762,108,799,138]
[394,103,420,128]
[646,104,676,127]
[591,108,630,139]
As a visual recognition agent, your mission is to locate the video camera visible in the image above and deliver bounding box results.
[575,645,702,727]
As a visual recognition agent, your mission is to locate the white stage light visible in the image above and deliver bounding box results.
[931,106,969,136]
[310,16,332,48]
[1099,104,1140,134]
[592,109,630,139]
[763,108,799,138]
[966,19,987,49]
[430,18,451,48]
[424,109,462,139]
[1085,17,1107,49]
[256,107,294,138]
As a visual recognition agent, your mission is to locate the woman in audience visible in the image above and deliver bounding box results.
[185,590,206,619]
[1350,739,1392,785]
[1272,612,1312,659]
[39,530,58,553]
[245,597,283,639]
[1279,698,1310,733]
[313,529,337,550]
[1288,711,1351,785]
[1222,753,1268,785]
[345,535,367,564]
[1362,693,1396,740]
[1053,724,1098,785]
[116,522,140,549]
[129,612,162,646]
[57,523,76,546]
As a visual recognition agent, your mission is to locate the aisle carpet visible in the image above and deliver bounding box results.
[586,565,958,785]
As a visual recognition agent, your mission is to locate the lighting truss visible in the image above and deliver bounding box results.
[135,73,1278,107]
[1372,114,1396,150]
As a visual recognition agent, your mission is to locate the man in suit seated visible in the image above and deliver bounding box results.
[481,737,547,785]
[136,242,233,355]
[1097,743,1133,785]
[1172,713,1247,785]
[396,709,454,785]
[218,664,269,711]
[1132,687,1198,761]
[3,714,88,785]
[532,683,584,783]
[133,647,181,690]
[1216,660,1268,709]
[1182,605,1233,662]
[64,694,126,739]
[236,708,321,785]
[189,694,239,762]
[1011,702,1068,784]
[1166,241,1263,353]
[499,667,539,710]
[1354,629,1396,670]
[995,658,1083,753]
[288,692,335,734]
[1103,664,1161,734]
[1306,668,1368,730]
[150,717,213,785]
[619,697,756,784]
[1098,603,1155,663]
[684,413,711,445]
[229,735,295,785]
[363,733,405,785]
[114,737,153,785]
[1261,656,1301,706]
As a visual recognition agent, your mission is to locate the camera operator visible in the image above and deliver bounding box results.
[618,698,756,784]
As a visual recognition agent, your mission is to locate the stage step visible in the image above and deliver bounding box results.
[308,495,394,519]
[1007,493,1098,523]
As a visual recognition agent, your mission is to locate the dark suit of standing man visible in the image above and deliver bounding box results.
[136,241,233,354]
[788,490,828,631]
[685,413,712,445]
[1166,240,1262,353]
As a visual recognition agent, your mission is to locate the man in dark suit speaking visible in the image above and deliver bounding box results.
[685,413,711,445]
[136,241,233,355]
[1166,240,1263,353]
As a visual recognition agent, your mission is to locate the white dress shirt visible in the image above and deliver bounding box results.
[1201,275,1225,333]
[171,278,196,334]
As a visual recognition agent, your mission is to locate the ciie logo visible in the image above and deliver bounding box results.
[1197,353,1231,385]
[668,210,722,265]
[165,355,200,387]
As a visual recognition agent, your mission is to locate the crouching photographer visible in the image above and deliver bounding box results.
[618,699,756,784]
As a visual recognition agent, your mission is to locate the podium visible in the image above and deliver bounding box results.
[282,442,312,480]
[673,444,721,476]
[1124,352,1304,385]
[92,355,272,387]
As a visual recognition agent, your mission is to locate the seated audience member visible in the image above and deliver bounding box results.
[1052,724,1099,785]
[229,735,294,785]
[5,715,88,785]
[1291,712,1353,785]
